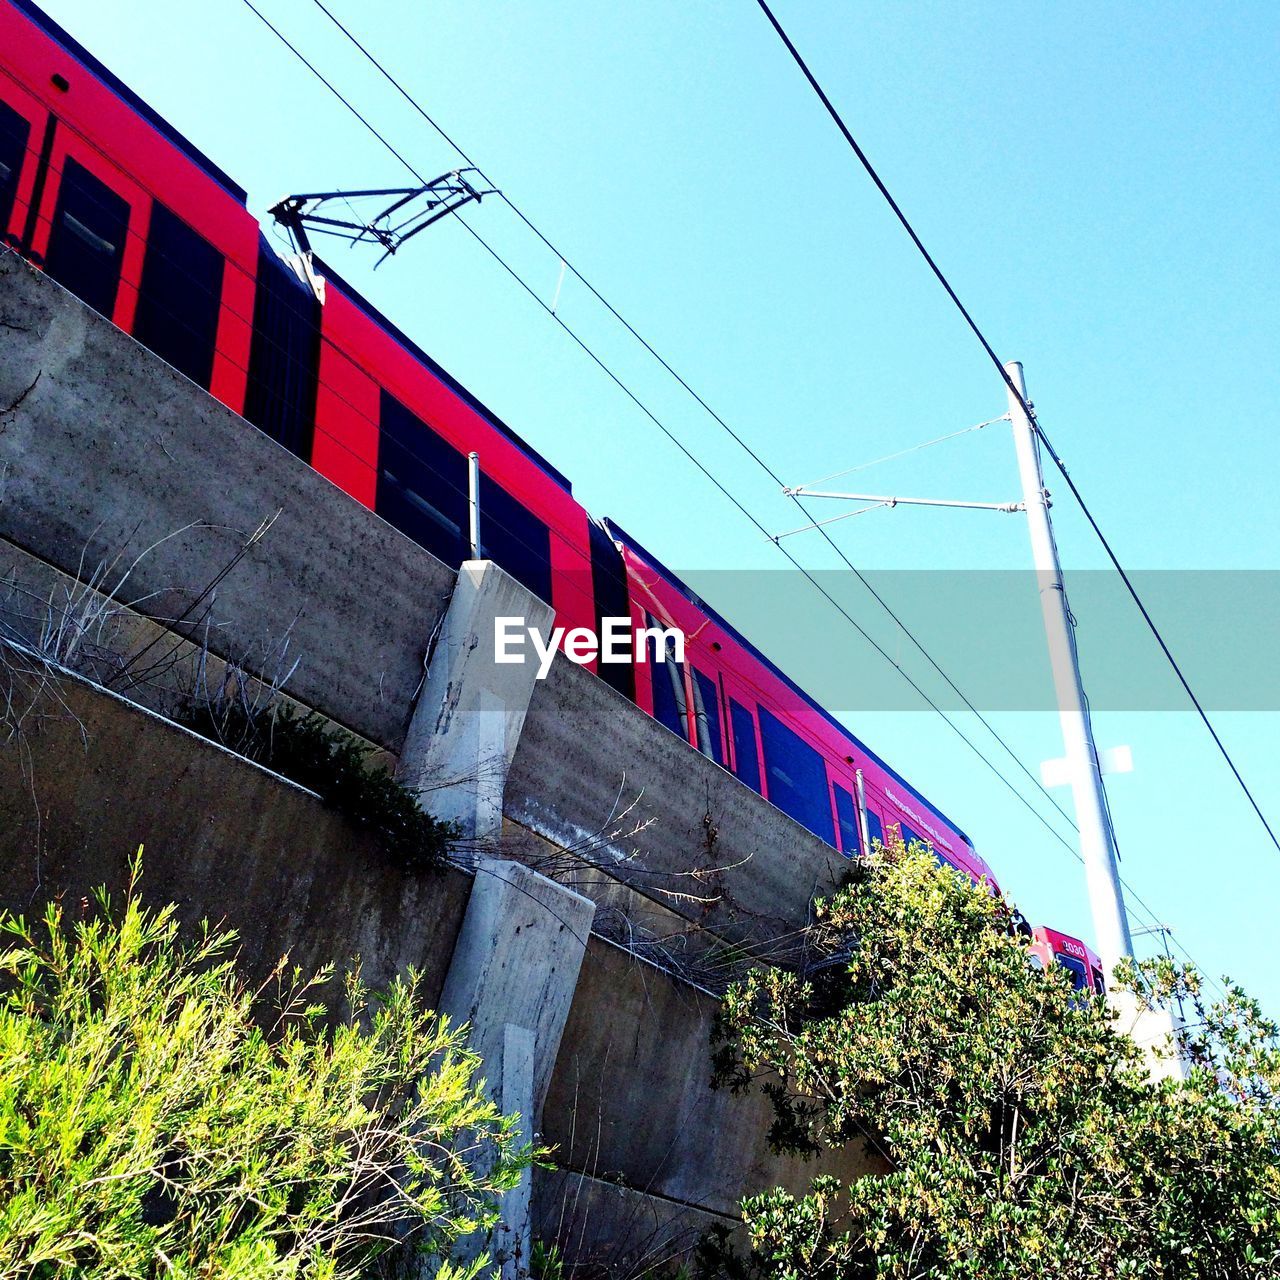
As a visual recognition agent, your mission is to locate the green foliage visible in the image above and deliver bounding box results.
[708,840,1280,1279]
[0,858,526,1279]
[530,1239,565,1280]
[178,700,458,872]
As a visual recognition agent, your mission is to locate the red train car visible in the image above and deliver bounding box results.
[0,0,256,408]
[1,0,1097,987]
[1031,926,1106,995]
[607,522,995,886]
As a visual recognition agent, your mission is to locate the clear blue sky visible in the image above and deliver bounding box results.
[38,0,1280,1009]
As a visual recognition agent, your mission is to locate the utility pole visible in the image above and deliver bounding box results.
[775,366,1136,991]
[1005,361,1134,985]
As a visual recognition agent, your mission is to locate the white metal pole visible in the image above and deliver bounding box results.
[468,451,482,560]
[1005,361,1133,986]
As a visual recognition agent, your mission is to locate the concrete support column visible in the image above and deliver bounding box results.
[437,858,596,1278]
[1115,996,1189,1084]
[399,560,553,839]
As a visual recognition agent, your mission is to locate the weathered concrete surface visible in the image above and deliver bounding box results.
[438,857,596,1121]
[533,1167,736,1274]
[435,859,593,1278]
[1,250,850,956]
[0,654,470,1003]
[498,818,764,990]
[400,561,554,839]
[544,937,877,1219]
[0,248,883,1266]
[0,535,396,770]
[0,250,454,750]
[508,652,852,951]
[494,1025,536,1280]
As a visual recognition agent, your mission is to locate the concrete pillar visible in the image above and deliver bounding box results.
[399,560,554,839]
[437,857,596,1277]
[492,1024,535,1279]
[1114,995,1189,1084]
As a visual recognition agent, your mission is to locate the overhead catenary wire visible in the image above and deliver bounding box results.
[237,0,1236,990]
[238,0,1084,858]
[750,0,1280,862]
[295,0,1085,842]
[796,415,1008,491]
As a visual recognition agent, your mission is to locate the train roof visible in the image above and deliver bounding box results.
[313,254,573,495]
[605,518,975,851]
[14,0,248,205]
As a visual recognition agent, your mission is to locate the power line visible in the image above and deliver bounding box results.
[749,0,1280,863]
[300,0,1083,840]
[237,0,1239,989]
[238,0,1082,855]
[1034,427,1280,858]
[798,416,1007,490]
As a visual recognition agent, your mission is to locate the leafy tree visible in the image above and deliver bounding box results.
[709,840,1280,1279]
[0,858,526,1279]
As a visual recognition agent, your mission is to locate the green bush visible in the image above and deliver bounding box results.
[709,840,1280,1279]
[0,859,525,1279]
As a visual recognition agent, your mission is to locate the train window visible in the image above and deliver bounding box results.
[729,699,761,794]
[134,202,224,390]
[899,821,921,849]
[588,523,634,701]
[691,668,724,765]
[376,390,467,565]
[865,808,884,849]
[647,613,688,739]
[478,473,552,604]
[44,157,129,318]
[1054,953,1090,993]
[0,100,31,239]
[833,783,859,857]
[245,240,320,459]
[1090,966,1105,995]
[757,706,834,844]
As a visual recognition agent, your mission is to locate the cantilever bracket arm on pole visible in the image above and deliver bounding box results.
[784,488,1026,512]
[772,491,1026,542]
[269,168,497,266]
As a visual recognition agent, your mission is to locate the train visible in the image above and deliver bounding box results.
[0,0,1106,998]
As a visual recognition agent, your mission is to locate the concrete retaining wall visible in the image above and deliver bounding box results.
[0,249,879,1273]
[545,936,872,1218]
[508,653,851,951]
[0,661,471,1005]
[0,670,870,1263]
[0,249,454,750]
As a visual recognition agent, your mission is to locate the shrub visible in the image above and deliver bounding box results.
[0,859,525,1279]
[708,840,1280,1279]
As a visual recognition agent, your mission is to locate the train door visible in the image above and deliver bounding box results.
[831,777,861,857]
[587,521,636,701]
[0,75,45,254]
[133,201,225,392]
[24,110,148,332]
[720,672,764,796]
[688,661,728,767]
